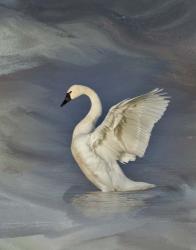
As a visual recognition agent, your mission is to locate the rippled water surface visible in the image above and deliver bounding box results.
[0,0,196,249]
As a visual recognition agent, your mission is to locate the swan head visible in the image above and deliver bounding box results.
[60,85,85,107]
[61,85,89,107]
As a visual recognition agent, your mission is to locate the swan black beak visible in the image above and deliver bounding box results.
[60,92,72,107]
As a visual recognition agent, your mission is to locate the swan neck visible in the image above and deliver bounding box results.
[73,86,102,138]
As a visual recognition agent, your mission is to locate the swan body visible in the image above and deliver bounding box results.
[61,85,170,192]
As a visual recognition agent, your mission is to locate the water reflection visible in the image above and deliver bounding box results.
[63,186,171,219]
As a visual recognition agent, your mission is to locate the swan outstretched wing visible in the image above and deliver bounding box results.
[90,89,170,163]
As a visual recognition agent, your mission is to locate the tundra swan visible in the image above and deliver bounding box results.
[61,85,169,192]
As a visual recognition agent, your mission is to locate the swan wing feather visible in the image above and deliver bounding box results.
[90,88,170,163]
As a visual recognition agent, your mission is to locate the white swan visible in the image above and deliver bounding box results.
[61,85,170,192]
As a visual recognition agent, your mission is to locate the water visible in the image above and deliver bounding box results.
[0,1,196,249]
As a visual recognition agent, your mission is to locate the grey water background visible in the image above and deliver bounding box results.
[0,0,196,249]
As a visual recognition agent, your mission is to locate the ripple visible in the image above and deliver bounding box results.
[63,187,172,218]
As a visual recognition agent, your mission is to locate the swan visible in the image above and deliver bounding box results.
[61,85,170,192]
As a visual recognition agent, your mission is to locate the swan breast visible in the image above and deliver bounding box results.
[71,134,113,190]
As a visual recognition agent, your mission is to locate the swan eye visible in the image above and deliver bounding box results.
[66,91,72,99]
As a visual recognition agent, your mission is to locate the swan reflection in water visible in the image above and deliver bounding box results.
[63,187,162,218]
